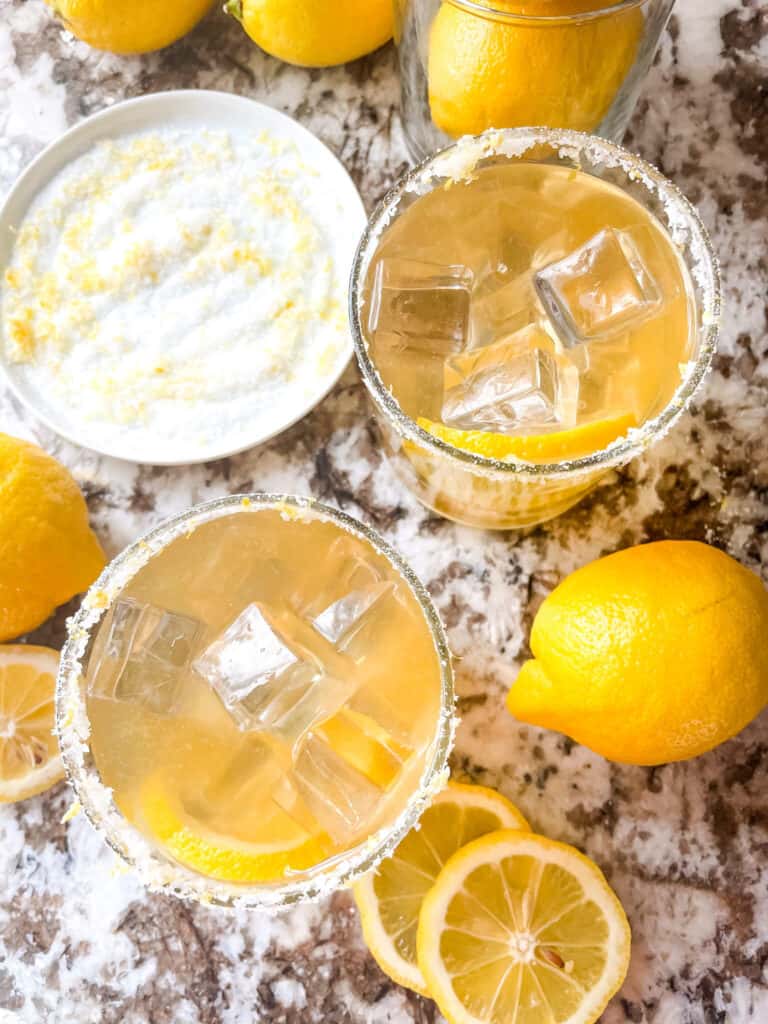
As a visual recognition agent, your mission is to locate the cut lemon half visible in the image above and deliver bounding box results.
[140,777,334,883]
[0,645,63,803]
[416,414,637,464]
[418,830,631,1024]
[354,782,529,995]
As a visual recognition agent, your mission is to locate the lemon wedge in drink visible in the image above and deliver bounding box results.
[418,830,631,1024]
[354,782,529,994]
[416,412,636,462]
[0,645,63,803]
[141,778,333,883]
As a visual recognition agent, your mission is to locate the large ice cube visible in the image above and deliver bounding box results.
[193,602,298,715]
[534,228,662,347]
[368,257,473,356]
[183,733,322,848]
[441,326,579,434]
[293,732,383,843]
[193,593,374,735]
[88,598,203,715]
[469,267,538,349]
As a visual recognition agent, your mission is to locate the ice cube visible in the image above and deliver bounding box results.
[441,326,579,434]
[293,732,383,843]
[88,598,203,715]
[316,707,412,790]
[534,228,662,347]
[368,257,473,356]
[183,733,322,846]
[469,267,538,349]
[369,329,446,420]
[193,602,298,714]
[194,596,366,735]
[313,581,394,647]
[232,660,354,747]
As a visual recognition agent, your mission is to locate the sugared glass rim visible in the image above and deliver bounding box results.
[55,493,456,910]
[349,127,721,480]
[443,0,648,24]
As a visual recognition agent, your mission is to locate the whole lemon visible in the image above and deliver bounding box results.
[226,0,393,67]
[0,434,105,642]
[47,0,214,55]
[508,541,768,765]
[428,0,643,138]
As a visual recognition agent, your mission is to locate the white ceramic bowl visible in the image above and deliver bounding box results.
[0,90,366,465]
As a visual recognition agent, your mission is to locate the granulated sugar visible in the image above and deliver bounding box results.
[1,127,351,461]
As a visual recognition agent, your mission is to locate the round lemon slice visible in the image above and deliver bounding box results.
[417,830,631,1024]
[0,645,63,803]
[354,782,529,994]
[140,778,334,884]
[416,413,637,464]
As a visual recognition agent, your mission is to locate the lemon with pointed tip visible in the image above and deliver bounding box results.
[354,781,529,994]
[46,0,214,54]
[417,829,631,1024]
[0,645,63,803]
[508,541,768,765]
[226,0,393,68]
[0,433,105,642]
[428,0,643,139]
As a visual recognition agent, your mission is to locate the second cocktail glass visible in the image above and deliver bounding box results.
[350,128,720,530]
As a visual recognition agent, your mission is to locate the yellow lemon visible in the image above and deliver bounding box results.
[428,0,643,138]
[0,434,105,642]
[227,0,393,67]
[417,412,636,462]
[354,781,529,994]
[0,645,63,803]
[508,541,768,765]
[140,777,334,883]
[47,0,214,54]
[417,829,631,1024]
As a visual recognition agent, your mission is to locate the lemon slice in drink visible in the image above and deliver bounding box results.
[141,778,334,883]
[418,830,631,1024]
[354,782,529,994]
[416,413,637,463]
[0,645,63,803]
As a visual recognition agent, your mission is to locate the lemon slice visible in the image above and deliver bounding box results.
[354,782,529,994]
[0,645,63,803]
[418,830,631,1024]
[140,777,334,883]
[416,413,637,463]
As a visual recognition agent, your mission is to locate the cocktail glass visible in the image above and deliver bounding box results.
[349,128,720,530]
[56,494,455,909]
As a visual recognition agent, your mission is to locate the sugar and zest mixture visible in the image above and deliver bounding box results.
[1,129,349,457]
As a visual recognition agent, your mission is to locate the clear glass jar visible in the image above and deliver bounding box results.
[349,128,721,531]
[394,0,675,163]
[56,494,455,910]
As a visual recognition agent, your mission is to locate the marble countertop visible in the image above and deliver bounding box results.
[1,1,767,1021]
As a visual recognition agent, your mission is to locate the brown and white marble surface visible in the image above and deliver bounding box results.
[1,1,767,1021]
